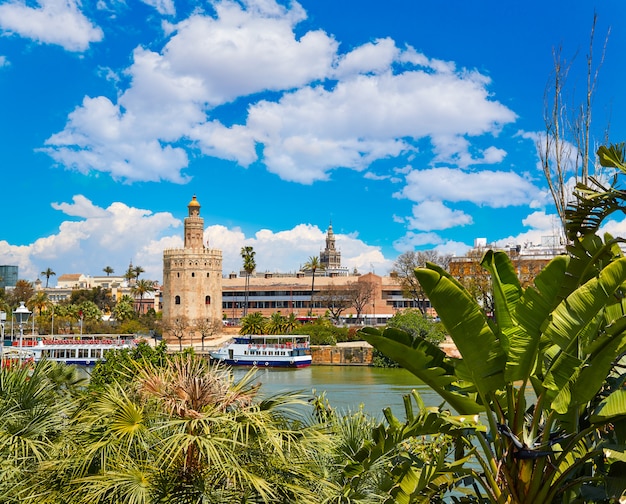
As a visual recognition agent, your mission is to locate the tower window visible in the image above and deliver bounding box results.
[177,272,180,277]
[206,273,210,277]
[192,272,195,277]
[175,295,181,305]
[205,295,211,305]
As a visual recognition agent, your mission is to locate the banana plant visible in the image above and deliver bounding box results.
[360,244,626,503]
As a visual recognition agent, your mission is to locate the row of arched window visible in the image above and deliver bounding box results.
[173,272,212,278]
[174,295,211,305]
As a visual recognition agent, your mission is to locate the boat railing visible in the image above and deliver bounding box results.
[235,335,310,347]
[39,339,120,345]
[11,337,136,347]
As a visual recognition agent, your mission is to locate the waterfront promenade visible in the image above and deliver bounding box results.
[167,330,460,365]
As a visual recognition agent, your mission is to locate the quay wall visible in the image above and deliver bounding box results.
[311,344,374,366]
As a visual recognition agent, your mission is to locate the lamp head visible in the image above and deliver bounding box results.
[13,301,31,325]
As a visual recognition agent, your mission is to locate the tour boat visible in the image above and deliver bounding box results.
[209,334,312,368]
[2,336,137,366]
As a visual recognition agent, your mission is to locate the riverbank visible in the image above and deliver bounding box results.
[167,333,460,365]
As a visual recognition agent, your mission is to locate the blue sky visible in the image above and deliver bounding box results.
[1,0,625,285]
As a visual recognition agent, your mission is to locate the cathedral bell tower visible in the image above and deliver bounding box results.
[320,221,341,271]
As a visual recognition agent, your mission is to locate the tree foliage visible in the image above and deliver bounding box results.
[358,148,626,501]
[392,250,451,314]
[315,283,351,323]
[240,246,256,317]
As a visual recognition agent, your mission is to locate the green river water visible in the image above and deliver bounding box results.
[232,365,440,420]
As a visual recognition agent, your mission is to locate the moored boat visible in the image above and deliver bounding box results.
[1,336,137,366]
[209,334,312,368]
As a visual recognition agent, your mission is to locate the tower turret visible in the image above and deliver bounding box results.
[184,195,205,249]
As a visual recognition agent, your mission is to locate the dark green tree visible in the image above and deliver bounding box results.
[240,246,256,317]
[239,312,266,335]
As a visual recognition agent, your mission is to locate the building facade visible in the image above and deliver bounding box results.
[221,271,428,325]
[161,196,223,334]
[448,237,565,286]
[0,265,18,289]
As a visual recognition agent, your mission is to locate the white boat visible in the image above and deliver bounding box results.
[209,334,312,368]
[1,336,137,366]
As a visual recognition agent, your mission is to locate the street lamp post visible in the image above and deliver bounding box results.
[13,302,31,360]
[0,310,6,342]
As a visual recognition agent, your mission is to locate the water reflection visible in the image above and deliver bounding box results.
[233,366,442,420]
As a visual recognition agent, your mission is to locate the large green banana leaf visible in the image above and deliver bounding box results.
[480,250,521,336]
[542,258,626,410]
[506,255,569,383]
[360,327,483,414]
[590,389,626,423]
[543,257,626,350]
[414,266,506,399]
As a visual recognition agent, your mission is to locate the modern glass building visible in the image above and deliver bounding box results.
[0,265,18,289]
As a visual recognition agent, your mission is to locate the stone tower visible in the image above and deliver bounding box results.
[320,221,341,270]
[162,196,223,339]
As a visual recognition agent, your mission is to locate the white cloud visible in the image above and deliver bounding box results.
[432,240,472,257]
[16,198,181,282]
[140,0,175,16]
[407,201,473,231]
[44,95,191,183]
[10,197,396,284]
[51,194,108,218]
[0,55,8,67]
[0,0,103,52]
[165,7,337,104]
[43,0,516,187]
[392,231,444,251]
[495,210,563,248]
[392,232,471,257]
[44,0,338,182]
[237,65,516,182]
[397,167,540,208]
[333,37,398,78]
[210,223,392,275]
[597,216,626,240]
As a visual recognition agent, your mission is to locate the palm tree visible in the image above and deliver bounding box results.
[124,262,136,284]
[55,355,326,503]
[264,312,286,334]
[0,360,83,502]
[239,312,266,335]
[240,246,256,317]
[131,279,155,315]
[40,267,56,288]
[102,266,114,277]
[284,312,299,332]
[29,291,50,317]
[303,255,324,315]
[133,265,145,281]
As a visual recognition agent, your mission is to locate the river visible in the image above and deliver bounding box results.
[78,363,442,420]
[232,365,441,420]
